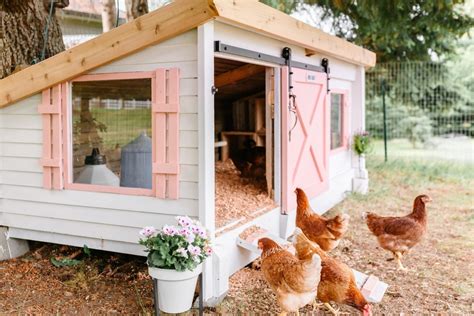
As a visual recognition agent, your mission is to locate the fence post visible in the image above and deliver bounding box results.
[381,79,388,162]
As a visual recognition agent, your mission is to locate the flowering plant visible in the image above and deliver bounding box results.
[139,216,212,272]
[353,131,373,156]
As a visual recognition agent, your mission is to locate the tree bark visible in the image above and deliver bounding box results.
[0,0,68,79]
[125,0,148,22]
[101,0,117,32]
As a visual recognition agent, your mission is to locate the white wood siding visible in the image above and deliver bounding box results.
[0,30,199,253]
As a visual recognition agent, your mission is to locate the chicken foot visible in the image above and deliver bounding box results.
[322,303,339,315]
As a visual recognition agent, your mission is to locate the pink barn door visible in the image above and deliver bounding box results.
[281,67,329,213]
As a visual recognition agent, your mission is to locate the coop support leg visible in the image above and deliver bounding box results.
[0,227,29,261]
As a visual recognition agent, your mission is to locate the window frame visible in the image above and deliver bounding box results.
[63,71,156,196]
[328,89,349,154]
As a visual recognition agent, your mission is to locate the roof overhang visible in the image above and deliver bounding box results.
[0,0,375,108]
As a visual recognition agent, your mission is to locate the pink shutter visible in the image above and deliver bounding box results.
[152,68,180,199]
[281,67,329,213]
[38,84,63,189]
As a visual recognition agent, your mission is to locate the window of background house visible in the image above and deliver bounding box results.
[71,78,152,189]
[330,93,344,150]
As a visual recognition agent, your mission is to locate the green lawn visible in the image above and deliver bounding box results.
[372,137,474,163]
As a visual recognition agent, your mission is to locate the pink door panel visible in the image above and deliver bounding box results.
[281,67,329,213]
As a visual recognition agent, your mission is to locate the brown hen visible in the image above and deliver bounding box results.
[291,228,372,316]
[295,188,350,251]
[258,237,322,316]
[363,194,432,271]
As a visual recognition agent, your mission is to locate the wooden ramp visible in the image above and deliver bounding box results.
[236,226,388,303]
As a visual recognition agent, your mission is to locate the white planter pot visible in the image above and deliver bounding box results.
[149,264,202,313]
[358,154,366,171]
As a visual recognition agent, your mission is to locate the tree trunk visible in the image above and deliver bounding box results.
[0,0,67,79]
[125,0,148,22]
[101,0,117,32]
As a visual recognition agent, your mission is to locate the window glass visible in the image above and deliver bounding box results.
[330,93,343,149]
[71,78,152,189]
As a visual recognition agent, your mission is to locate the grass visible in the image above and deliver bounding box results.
[372,137,474,163]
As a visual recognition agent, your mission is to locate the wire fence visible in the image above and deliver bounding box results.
[365,62,474,163]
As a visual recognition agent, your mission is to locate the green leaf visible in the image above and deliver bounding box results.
[83,244,91,257]
[50,257,82,268]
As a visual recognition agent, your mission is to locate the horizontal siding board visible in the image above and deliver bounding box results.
[0,157,42,172]
[1,185,198,215]
[180,130,198,148]
[8,228,146,256]
[2,143,42,158]
[180,148,198,165]
[180,96,198,114]
[180,78,197,96]
[0,129,43,144]
[0,114,42,130]
[180,164,198,182]
[0,94,41,114]
[179,181,198,199]
[1,171,42,187]
[2,213,174,243]
[2,199,194,227]
[91,61,197,78]
[180,113,198,131]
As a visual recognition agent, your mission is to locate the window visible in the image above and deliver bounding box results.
[39,69,181,198]
[330,93,343,149]
[71,78,152,189]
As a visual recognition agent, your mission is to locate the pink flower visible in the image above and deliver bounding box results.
[176,247,188,258]
[162,225,177,236]
[139,226,157,237]
[176,216,193,227]
[205,246,212,256]
[190,225,207,238]
[187,245,201,256]
[179,227,196,243]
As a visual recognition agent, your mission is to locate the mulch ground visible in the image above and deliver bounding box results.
[1,160,473,314]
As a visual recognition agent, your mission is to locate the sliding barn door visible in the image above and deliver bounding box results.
[281,67,329,213]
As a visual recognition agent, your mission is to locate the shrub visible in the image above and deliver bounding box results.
[353,131,373,156]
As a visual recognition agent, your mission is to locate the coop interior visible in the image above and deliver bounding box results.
[214,57,276,232]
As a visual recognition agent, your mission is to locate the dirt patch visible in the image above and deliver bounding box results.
[0,244,154,315]
[215,160,275,231]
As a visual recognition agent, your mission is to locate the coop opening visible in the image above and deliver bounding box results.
[214,57,276,231]
[71,78,152,190]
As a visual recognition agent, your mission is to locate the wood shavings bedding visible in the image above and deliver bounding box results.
[215,160,275,230]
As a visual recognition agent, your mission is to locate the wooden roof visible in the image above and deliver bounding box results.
[0,0,376,108]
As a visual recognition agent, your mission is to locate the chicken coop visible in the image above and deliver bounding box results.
[0,0,375,304]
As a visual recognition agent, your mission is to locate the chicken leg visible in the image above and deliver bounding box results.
[394,251,408,271]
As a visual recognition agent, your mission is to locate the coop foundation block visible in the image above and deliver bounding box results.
[0,227,29,261]
[352,177,369,195]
